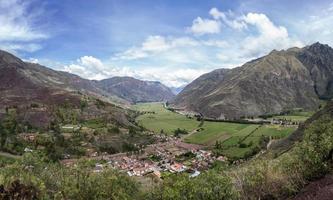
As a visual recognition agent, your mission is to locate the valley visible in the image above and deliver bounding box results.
[1,0,333,198]
[0,43,332,199]
[133,102,297,159]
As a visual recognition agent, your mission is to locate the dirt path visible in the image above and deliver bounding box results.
[0,151,21,159]
[293,174,333,200]
[182,128,199,140]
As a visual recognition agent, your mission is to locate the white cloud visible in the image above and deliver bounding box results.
[142,35,171,52]
[63,56,111,80]
[296,3,333,46]
[187,17,221,35]
[240,13,303,57]
[79,56,105,71]
[209,8,247,30]
[23,57,39,63]
[62,55,209,87]
[329,2,333,11]
[0,0,47,53]
[114,35,228,63]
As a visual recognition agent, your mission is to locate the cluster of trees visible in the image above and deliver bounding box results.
[0,111,26,154]
[173,128,189,137]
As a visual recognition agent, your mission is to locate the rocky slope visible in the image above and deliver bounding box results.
[171,42,333,119]
[96,77,175,103]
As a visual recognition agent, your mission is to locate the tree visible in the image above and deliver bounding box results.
[0,113,19,150]
[129,127,137,137]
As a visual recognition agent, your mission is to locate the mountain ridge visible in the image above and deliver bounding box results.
[171,42,333,119]
[95,76,175,103]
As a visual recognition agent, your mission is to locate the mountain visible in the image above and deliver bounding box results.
[170,85,187,95]
[96,77,175,103]
[0,50,133,128]
[171,42,333,119]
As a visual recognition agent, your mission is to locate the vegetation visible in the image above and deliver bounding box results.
[267,110,314,122]
[0,153,140,199]
[173,128,189,137]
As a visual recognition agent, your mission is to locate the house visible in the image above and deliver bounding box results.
[19,133,37,142]
[153,170,161,178]
[94,164,104,173]
[217,156,227,162]
[170,163,186,173]
[24,147,33,152]
[189,170,200,178]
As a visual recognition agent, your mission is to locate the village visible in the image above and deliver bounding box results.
[86,135,227,179]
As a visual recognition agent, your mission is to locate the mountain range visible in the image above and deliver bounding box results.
[171,42,333,119]
[0,50,174,106]
[95,77,174,103]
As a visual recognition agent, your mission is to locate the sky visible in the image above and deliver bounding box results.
[1,0,333,87]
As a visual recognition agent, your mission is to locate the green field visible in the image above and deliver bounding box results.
[132,103,199,134]
[133,103,297,159]
[184,122,253,145]
[268,111,314,122]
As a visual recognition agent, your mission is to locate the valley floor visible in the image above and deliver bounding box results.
[132,102,299,159]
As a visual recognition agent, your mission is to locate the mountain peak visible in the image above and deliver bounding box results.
[307,42,332,52]
[0,50,24,67]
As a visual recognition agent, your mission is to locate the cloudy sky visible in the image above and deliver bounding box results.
[1,0,333,87]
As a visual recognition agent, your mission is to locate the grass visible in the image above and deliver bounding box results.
[268,111,314,122]
[252,125,296,138]
[0,153,19,165]
[132,103,199,134]
[184,122,250,145]
[82,118,106,129]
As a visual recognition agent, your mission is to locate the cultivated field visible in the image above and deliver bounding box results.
[133,103,297,159]
[132,102,199,134]
[268,111,314,122]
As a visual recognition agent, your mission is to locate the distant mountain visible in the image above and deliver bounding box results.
[96,77,175,103]
[170,85,186,95]
[171,42,333,119]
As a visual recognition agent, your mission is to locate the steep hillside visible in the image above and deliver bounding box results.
[96,76,175,103]
[171,43,333,119]
[0,50,134,128]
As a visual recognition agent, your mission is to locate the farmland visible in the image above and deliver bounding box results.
[268,111,314,122]
[132,102,199,134]
[133,103,297,159]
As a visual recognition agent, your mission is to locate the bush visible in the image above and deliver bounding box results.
[173,128,189,137]
[145,171,238,200]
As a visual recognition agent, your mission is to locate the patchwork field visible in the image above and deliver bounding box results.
[268,111,314,122]
[133,103,297,159]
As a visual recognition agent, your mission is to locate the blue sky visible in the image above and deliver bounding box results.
[1,0,333,87]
